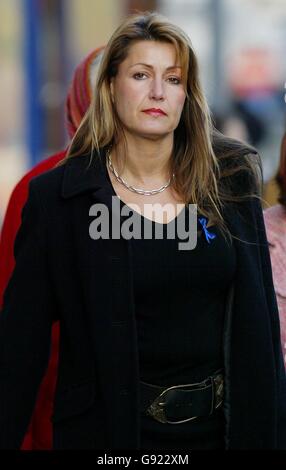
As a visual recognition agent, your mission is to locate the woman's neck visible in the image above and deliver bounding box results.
[111,136,174,186]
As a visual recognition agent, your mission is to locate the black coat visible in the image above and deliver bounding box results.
[1,144,286,449]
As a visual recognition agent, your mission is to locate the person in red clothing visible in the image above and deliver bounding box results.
[0,46,105,450]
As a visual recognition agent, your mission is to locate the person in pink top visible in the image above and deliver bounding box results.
[264,132,286,365]
[0,46,104,450]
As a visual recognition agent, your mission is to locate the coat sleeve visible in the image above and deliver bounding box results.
[229,151,286,448]
[0,180,56,449]
[252,196,286,448]
[243,152,286,448]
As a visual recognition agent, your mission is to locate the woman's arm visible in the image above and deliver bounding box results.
[225,151,286,448]
[0,180,56,449]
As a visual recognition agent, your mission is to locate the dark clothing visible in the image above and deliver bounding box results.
[107,193,235,448]
[0,141,286,449]
[140,408,225,450]
[105,170,237,386]
[133,216,234,449]
[129,215,235,386]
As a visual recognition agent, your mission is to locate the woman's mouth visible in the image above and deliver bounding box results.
[142,108,167,117]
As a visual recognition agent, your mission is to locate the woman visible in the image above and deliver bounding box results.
[0,46,104,449]
[264,132,286,366]
[0,12,285,450]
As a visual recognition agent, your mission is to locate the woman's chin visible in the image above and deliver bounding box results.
[128,126,174,140]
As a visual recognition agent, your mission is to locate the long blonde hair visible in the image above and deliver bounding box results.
[58,12,261,239]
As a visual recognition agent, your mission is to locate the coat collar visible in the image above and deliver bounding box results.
[61,149,111,199]
[61,140,257,200]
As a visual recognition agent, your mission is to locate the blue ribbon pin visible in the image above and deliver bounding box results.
[198,217,216,244]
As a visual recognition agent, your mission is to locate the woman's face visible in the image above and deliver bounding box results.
[110,40,186,141]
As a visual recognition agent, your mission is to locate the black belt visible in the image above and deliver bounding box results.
[140,369,224,424]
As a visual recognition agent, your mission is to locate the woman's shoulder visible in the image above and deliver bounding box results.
[28,160,67,197]
[212,130,257,158]
[28,153,92,196]
[22,153,94,218]
[212,131,262,197]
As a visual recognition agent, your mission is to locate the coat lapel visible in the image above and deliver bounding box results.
[61,151,141,448]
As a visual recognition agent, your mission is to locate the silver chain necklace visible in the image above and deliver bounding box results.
[106,147,175,196]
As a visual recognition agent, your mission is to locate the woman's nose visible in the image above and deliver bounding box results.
[149,78,165,101]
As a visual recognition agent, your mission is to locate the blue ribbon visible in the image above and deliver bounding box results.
[198,217,216,244]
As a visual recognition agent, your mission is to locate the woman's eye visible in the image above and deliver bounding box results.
[133,72,147,80]
[133,73,181,84]
[167,77,181,85]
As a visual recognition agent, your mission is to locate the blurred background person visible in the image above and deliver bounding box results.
[0,46,104,450]
[264,132,286,366]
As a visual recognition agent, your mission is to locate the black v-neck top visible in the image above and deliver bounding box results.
[105,167,236,449]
